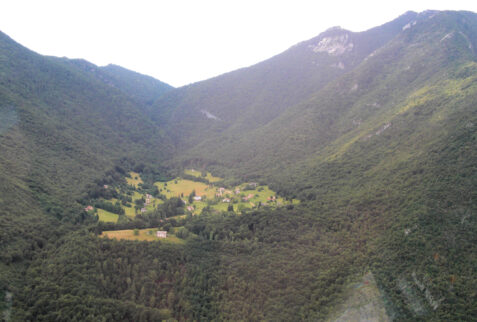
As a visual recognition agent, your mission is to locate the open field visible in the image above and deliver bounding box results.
[123,205,136,218]
[155,179,215,199]
[126,171,143,188]
[101,229,185,244]
[184,169,222,182]
[97,209,119,223]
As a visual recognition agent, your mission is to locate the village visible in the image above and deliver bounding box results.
[91,169,298,241]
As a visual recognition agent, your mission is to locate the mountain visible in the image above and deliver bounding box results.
[151,10,477,320]
[0,29,173,282]
[1,10,477,321]
[70,61,174,106]
[150,11,418,150]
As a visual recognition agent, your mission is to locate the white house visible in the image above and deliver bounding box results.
[193,196,202,201]
[156,231,167,238]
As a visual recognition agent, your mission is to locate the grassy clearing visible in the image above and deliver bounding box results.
[184,169,222,182]
[101,229,185,244]
[123,205,136,218]
[97,209,119,223]
[126,171,143,188]
[132,191,143,202]
[155,179,215,199]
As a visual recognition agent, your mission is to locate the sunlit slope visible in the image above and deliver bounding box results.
[151,11,418,149]
[159,11,477,319]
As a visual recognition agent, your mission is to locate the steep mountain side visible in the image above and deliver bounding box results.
[177,11,477,185]
[0,31,173,268]
[80,63,173,105]
[161,10,477,319]
[151,11,418,149]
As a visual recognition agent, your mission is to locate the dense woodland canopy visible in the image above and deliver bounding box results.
[1,9,477,321]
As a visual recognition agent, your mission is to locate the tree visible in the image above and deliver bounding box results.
[188,190,196,204]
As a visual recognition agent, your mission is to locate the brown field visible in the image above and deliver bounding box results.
[100,229,185,244]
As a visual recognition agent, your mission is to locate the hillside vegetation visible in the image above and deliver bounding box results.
[1,10,477,321]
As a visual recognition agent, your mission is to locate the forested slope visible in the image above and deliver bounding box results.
[152,10,477,320]
[0,30,174,314]
[1,10,477,321]
[150,11,418,149]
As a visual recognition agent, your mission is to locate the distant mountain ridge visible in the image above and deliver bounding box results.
[149,10,419,149]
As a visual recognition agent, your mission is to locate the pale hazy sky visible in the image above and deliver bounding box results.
[1,0,476,87]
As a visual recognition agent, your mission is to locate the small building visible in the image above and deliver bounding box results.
[103,185,109,189]
[249,182,258,188]
[242,194,255,201]
[222,198,231,203]
[235,188,241,194]
[84,205,94,212]
[156,231,167,238]
[187,206,195,212]
[193,196,202,201]
[140,207,147,213]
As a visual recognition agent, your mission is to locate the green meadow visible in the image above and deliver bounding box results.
[126,171,143,188]
[184,169,222,182]
[97,209,119,223]
[155,178,215,199]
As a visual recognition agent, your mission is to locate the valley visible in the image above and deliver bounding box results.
[93,169,298,224]
[1,9,476,321]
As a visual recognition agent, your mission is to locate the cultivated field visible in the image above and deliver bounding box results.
[101,228,185,244]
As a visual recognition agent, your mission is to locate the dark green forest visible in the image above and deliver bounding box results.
[1,10,477,321]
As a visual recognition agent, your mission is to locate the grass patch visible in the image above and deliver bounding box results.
[126,171,143,188]
[101,229,185,244]
[155,178,215,199]
[184,169,222,182]
[97,209,119,223]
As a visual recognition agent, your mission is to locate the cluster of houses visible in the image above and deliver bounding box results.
[141,194,154,213]
[212,183,277,204]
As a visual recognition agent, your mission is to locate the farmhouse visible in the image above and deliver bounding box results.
[243,193,255,201]
[222,198,231,203]
[156,231,167,238]
[193,196,202,201]
[84,205,94,212]
[216,187,226,196]
[187,206,195,212]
